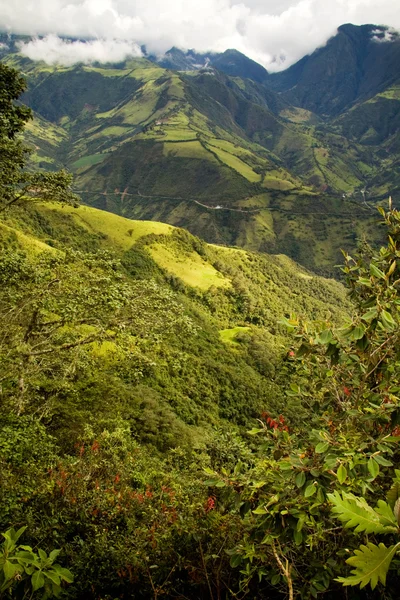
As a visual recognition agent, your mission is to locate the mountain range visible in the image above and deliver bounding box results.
[1,23,399,274]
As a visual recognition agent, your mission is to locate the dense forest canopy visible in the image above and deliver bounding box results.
[1,62,400,600]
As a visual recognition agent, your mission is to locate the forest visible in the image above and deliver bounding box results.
[1,62,400,600]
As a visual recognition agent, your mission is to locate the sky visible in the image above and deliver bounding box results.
[0,0,399,70]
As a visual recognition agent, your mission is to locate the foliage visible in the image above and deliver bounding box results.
[0,63,78,214]
[204,201,400,599]
[329,488,400,589]
[0,526,73,599]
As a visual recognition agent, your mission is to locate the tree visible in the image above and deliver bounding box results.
[207,200,400,598]
[0,63,79,213]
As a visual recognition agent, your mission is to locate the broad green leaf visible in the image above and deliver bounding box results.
[44,570,61,586]
[252,506,268,515]
[318,330,333,345]
[53,566,73,583]
[362,307,378,322]
[380,310,396,331]
[337,542,400,590]
[304,482,316,498]
[373,455,393,467]
[337,464,347,484]
[230,554,242,568]
[351,325,365,341]
[3,560,19,581]
[32,570,45,591]
[38,549,47,561]
[368,457,379,480]
[315,442,329,454]
[295,472,306,488]
[328,492,396,534]
[215,480,226,488]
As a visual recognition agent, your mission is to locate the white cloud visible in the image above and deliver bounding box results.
[1,0,399,70]
[18,35,142,65]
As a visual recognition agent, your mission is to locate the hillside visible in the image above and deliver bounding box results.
[0,200,350,442]
[1,29,395,274]
[3,49,400,599]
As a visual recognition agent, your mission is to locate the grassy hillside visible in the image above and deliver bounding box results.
[0,202,351,443]
[0,47,392,274]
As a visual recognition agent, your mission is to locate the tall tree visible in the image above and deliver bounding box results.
[0,63,78,213]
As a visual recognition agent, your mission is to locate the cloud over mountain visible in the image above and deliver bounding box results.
[19,36,142,66]
[1,0,399,70]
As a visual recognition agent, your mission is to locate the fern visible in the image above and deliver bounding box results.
[387,481,400,510]
[327,491,398,534]
[336,542,400,590]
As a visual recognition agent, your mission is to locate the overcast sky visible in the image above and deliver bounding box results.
[0,0,399,70]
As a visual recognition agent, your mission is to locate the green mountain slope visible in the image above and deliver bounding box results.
[1,202,350,431]
[1,29,395,273]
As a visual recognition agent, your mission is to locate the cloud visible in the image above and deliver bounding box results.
[18,35,142,65]
[1,0,399,70]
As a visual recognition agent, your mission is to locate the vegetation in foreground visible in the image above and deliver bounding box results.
[1,62,400,600]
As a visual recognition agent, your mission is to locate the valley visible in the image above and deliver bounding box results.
[1,20,400,600]
[3,23,399,273]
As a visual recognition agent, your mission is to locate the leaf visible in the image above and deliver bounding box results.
[315,442,329,454]
[387,260,397,277]
[13,526,27,544]
[394,499,400,526]
[368,457,379,480]
[328,492,397,534]
[318,330,333,345]
[31,570,45,591]
[247,428,264,435]
[38,549,47,561]
[336,542,400,590]
[375,500,397,528]
[370,264,386,279]
[351,325,365,341]
[295,472,306,488]
[3,560,19,581]
[203,467,216,475]
[230,554,242,568]
[387,481,400,509]
[337,464,347,484]
[252,506,268,515]
[53,566,73,583]
[44,570,61,586]
[373,455,393,467]
[304,482,316,498]
[49,550,61,562]
[293,529,303,545]
[380,310,396,331]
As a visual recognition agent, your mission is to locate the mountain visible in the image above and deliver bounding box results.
[266,24,400,116]
[154,47,269,83]
[1,25,398,274]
